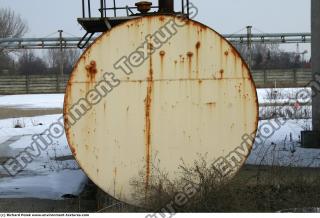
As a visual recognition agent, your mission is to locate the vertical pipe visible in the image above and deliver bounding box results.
[82,0,85,17]
[186,0,189,17]
[88,0,91,18]
[158,0,174,13]
[100,0,103,18]
[246,26,253,69]
[58,30,64,91]
[113,0,117,17]
[126,5,129,16]
[312,0,320,131]
[181,0,184,14]
[104,0,107,17]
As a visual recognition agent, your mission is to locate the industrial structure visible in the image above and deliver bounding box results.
[0,32,311,50]
[0,0,318,208]
[63,0,258,207]
[77,0,191,48]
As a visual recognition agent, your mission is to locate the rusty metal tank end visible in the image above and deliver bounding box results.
[64,15,259,208]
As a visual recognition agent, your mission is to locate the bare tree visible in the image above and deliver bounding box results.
[0,8,28,73]
[46,49,81,74]
[0,8,28,55]
[0,8,28,38]
[18,50,48,75]
[234,43,304,70]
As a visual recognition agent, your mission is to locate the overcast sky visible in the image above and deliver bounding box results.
[0,0,311,37]
[0,0,311,57]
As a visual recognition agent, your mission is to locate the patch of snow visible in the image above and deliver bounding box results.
[247,119,320,167]
[257,88,312,104]
[0,94,64,109]
[0,114,87,199]
[0,114,63,144]
[0,170,87,200]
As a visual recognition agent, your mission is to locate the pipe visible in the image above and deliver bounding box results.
[158,0,174,13]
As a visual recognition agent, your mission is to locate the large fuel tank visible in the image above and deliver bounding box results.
[64,15,258,207]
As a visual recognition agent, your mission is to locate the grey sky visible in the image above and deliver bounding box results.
[0,0,311,37]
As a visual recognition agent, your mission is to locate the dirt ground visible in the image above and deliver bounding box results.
[0,198,96,213]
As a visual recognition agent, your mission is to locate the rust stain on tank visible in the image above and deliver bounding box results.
[174,60,178,73]
[231,48,238,57]
[206,102,216,109]
[70,147,76,156]
[160,51,165,77]
[195,22,208,31]
[241,62,246,78]
[219,69,224,79]
[196,41,201,50]
[85,60,98,83]
[187,52,193,77]
[144,46,154,193]
[160,51,166,57]
[179,54,185,64]
[195,42,201,78]
[69,143,76,156]
[236,82,243,94]
[63,89,77,156]
[187,51,194,58]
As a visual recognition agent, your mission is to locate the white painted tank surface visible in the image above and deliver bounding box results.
[64,15,259,207]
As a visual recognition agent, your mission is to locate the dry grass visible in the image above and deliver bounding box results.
[121,164,320,212]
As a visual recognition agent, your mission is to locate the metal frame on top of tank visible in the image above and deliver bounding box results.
[77,0,190,48]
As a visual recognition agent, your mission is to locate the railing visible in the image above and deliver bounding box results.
[81,0,191,19]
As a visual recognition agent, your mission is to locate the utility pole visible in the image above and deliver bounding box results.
[58,30,64,92]
[246,26,253,69]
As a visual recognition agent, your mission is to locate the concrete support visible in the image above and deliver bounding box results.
[312,0,320,131]
[301,0,320,148]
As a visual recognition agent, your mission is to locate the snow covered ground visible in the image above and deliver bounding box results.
[0,89,318,200]
[0,94,64,109]
[247,118,320,167]
[249,88,320,167]
[0,114,87,200]
[256,88,312,104]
